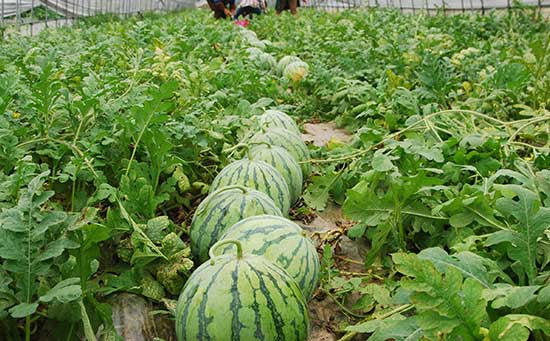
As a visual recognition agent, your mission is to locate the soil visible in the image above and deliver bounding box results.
[298,122,365,341]
[108,293,175,341]
[301,122,353,147]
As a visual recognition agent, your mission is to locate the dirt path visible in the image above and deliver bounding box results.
[298,122,365,341]
[302,122,353,147]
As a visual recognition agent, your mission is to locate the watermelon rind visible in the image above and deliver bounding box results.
[209,159,291,214]
[176,239,310,341]
[251,128,311,178]
[219,215,320,300]
[248,144,303,204]
[190,185,283,263]
[256,109,301,135]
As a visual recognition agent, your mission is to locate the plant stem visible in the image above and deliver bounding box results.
[338,304,414,341]
[25,316,30,341]
[214,185,249,194]
[507,115,550,144]
[307,109,522,164]
[78,299,97,341]
[209,239,244,264]
[26,187,34,341]
[70,179,76,212]
[125,101,161,177]
[117,199,168,260]
[322,289,370,318]
[66,323,74,341]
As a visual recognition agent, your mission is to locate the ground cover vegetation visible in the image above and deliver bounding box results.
[0,6,550,340]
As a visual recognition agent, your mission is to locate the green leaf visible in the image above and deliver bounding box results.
[144,216,171,243]
[303,167,340,211]
[33,211,66,236]
[0,208,24,232]
[87,183,118,204]
[483,284,540,309]
[347,222,367,239]
[365,223,393,267]
[418,247,492,288]
[344,174,446,265]
[393,252,488,339]
[0,273,15,318]
[489,317,530,341]
[537,285,550,304]
[491,185,550,283]
[344,184,392,226]
[369,317,423,341]
[0,171,80,313]
[449,212,475,228]
[9,302,38,318]
[344,179,446,226]
[489,314,550,340]
[35,238,79,262]
[372,154,395,172]
[173,165,191,192]
[39,278,82,304]
[345,316,423,340]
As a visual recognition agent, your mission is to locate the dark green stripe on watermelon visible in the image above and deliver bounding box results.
[209,159,291,214]
[219,215,320,300]
[249,144,303,205]
[175,252,309,341]
[256,109,301,135]
[190,187,282,263]
[250,128,311,178]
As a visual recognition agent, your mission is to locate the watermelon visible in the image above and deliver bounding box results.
[277,55,302,75]
[257,109,301,135]
[283,61,309,82]
[248,144,303,204]
[251,128,311,178]
[176,240,309,341]
[239,28,267,49]
[190,186,283,263]
[219,215,319,300]
[210,159,291,214]
[247,48,276,70]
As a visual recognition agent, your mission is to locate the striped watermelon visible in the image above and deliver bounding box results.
[248,144,303,204]
[219,215,320,300]
[176,240,309,341]
[251,128,311,178]
[190,186,283,263]
[210,159,291,214]
[257,110,301,135]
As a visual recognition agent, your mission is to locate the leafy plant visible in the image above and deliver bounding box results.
[0,171,81,340]
[486,184,550,285]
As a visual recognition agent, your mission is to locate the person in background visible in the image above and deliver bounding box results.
[233,0,267,20]
[207,0,236,19]
[276,0,303,14]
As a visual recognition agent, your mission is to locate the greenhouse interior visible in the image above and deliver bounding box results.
[1,0,550,340]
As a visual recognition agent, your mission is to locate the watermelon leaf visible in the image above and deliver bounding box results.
[489,315,550,340]
[368,317,423,341]
[417,247,493,288]
[483,284,540,310]
[485,185,550,284]
[0,171,80,320]
[393,252,488,339]
[303,166,341,211]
